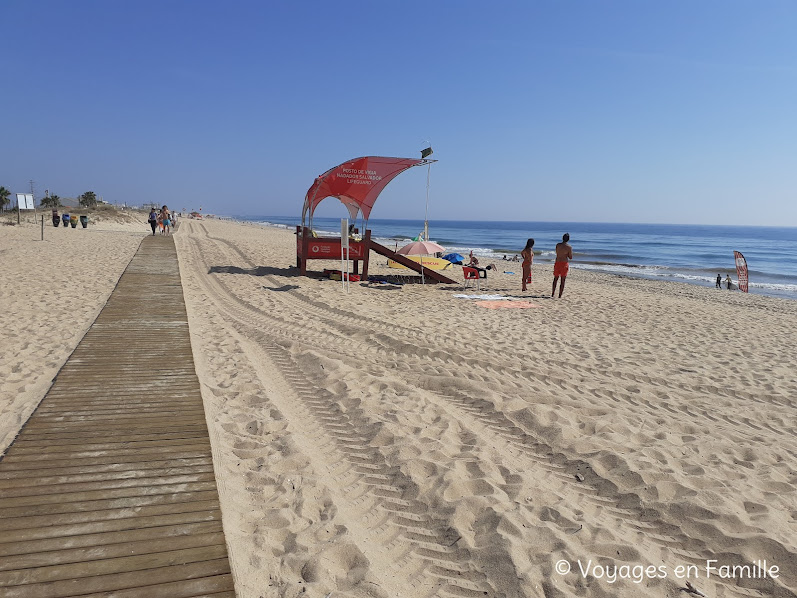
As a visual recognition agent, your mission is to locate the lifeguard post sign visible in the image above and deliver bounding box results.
[17,194,34,210]
[16,193,35,225]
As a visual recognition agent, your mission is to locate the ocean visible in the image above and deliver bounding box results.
[240,216,797,300]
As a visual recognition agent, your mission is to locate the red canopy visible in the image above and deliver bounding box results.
[302,156,435,223]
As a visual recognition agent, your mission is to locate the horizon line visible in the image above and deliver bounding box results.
[230,214,797,230]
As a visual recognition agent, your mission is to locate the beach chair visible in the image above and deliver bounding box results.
[462,267,481,290]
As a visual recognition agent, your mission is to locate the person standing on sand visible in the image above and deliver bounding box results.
[552,233,573,298]
[148,208,158,235]
[716,273,722,289]
[521,238,534,292]
[725,274,733,290]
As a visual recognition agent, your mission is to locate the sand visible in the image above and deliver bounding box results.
[2,214,796,597]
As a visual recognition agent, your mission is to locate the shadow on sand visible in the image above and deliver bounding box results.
[208,265,303,278]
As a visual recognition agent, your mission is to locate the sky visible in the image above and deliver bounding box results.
[1,1,796,226]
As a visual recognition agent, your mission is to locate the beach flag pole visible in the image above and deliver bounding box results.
[421,146,433,286]
[422,146,433,243]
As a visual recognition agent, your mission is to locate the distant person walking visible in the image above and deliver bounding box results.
[162,205,172,235]
[521,238,534,292]
[716,273,722,289]
[148,208,158,235]
[725,274,733,290]
[552,233,573,298]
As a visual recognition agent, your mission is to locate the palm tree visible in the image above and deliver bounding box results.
[79,191,97,208]
[0,186,10,211]
[40,194,61,208]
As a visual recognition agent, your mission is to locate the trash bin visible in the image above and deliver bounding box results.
[52,212,60,227]
[62,214,70,227]
[70,215,78,228]
[80,215,88,228]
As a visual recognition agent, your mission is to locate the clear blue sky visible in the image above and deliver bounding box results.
[2,1,796,225]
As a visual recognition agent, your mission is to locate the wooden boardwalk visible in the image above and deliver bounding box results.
[0,235,235,598]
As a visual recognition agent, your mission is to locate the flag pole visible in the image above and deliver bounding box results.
[423,162,431,242]
[421,145,433,242]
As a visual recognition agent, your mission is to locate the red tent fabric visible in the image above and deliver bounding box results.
[302,156,434,223]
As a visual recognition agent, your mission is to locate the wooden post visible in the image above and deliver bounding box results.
[295,226,302,269]
[41,215,44,240]
[361,229,372,280]
[300,226,310,276]
[352,227,359,274]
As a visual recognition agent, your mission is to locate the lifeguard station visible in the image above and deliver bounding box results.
[296,156,457,284]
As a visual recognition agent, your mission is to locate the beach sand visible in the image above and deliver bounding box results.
[2,215,795,597]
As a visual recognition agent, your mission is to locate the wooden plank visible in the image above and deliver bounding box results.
[0,443,213,465]
[0,471,218,498]
[0,449,212,471]
[67,577,235,598]
[0,480,219,509]
[27,400,203,412]
[0,464,213,489]
[0,486,220,525]
[0,531,226,571]
[20,416,210,432]
[33,404,207,416]
[0,458,212,481]
[9,437,212,453]
[0,560,231,597]
[1,508,220,542]
[0,521,223,557]
[8,437,210,455]
[15,428,210,444]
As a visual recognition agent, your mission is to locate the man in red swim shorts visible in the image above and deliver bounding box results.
[552,233,573,298]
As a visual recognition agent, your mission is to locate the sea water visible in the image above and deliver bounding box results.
[241,216,797,300]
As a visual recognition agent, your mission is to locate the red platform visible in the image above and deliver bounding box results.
[296,227,372,278]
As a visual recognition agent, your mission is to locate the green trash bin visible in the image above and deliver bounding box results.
[80,215,88,228]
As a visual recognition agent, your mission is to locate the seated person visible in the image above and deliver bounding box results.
[467,252,491,278]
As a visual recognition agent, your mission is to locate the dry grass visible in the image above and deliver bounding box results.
[1,206,147,227]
